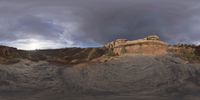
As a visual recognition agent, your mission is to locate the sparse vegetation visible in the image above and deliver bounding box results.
[0,46,106,65]
[169,44,200,63]
[106,48,115,56]
[120,46,126,54]
[87,48,105,60]
[195,45,200,56]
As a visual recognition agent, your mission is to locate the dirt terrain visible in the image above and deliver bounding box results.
[0,45,106,64]
[0,54,199,100]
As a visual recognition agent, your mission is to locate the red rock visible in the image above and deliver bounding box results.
[105,35,167,56]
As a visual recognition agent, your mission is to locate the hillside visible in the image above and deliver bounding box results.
[0,38,200,100]
[168,44,200,63]
[0,45,106,64]
[0,55,200,100]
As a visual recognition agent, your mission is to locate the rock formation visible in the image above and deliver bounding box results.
[0,45,18,57]
[105,35,167,56]
[144,35,160,40]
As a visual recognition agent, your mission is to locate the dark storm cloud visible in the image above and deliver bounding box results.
[12,15,64,40]
[0,0,200,49]
[73,0,200,43]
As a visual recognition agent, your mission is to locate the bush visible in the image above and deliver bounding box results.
[106,48,115,56]
[87,49,102,60]
[120,46,126,54]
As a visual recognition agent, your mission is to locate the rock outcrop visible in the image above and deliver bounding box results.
[105,35,167,56]
[0,46,18,57]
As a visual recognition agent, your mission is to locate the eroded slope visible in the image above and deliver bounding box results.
[0,55,199,100]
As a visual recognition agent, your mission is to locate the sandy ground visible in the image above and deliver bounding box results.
[0,55,200,100]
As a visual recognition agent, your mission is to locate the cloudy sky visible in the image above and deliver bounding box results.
[0,0,200,50]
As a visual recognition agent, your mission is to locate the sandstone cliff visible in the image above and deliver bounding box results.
[105,35,167,56]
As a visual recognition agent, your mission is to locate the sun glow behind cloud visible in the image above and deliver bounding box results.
[194,41,200,45]
[1,38,74,50]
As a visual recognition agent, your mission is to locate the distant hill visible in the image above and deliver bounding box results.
[0,37,200,64]
[0,36,200,100]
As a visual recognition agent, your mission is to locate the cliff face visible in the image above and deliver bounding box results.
[115,42,167,56]
[105,35,167,56]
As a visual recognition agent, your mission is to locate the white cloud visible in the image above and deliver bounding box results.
[0,38,75,50]
[194,41,200,45]
[0,0,200,49]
